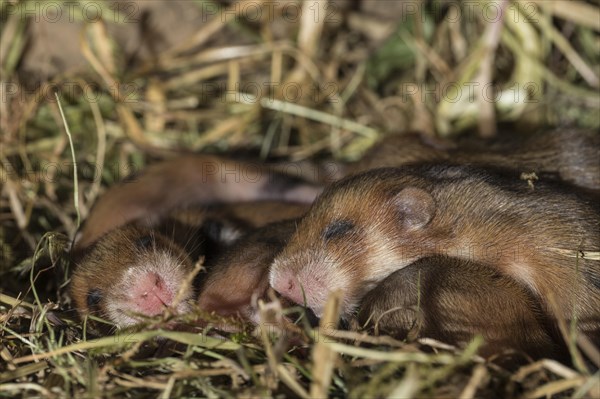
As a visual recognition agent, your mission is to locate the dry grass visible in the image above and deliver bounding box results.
[1,1,599,397]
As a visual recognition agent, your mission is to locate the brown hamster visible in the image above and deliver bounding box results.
[74,155,323,250]
[269,165,600,340]
[197,220,300,321]
[70,202,308,327]
[199,221,564,360]
[352,129,600,191]
[357,256,565,360]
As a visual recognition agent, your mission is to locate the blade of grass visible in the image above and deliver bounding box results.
[54,93,80,229]
[13,329,240,365]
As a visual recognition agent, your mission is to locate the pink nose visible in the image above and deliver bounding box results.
[272,272,327,309]
[130,272,174,315]
[271,272,304,305]
[283,277,306,305]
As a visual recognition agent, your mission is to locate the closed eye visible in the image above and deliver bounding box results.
[135,234,154,249]
[87,289,103,308]
[322,220,355,241]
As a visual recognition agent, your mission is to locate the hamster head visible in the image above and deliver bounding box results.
[269,169,437,318]
[70,225,197,329]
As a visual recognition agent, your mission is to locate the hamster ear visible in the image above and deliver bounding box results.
[393,187,435,230]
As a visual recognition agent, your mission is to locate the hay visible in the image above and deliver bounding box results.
[1,1,599,397]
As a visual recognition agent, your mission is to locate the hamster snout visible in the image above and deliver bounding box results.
[112,257,194,324]
[269,262,339,318]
